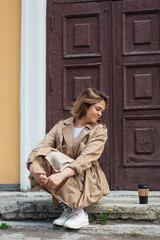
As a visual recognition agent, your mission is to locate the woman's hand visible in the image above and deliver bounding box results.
[44,172,64,190]
[29,163,48,188]
[44,167,75,190]
[34,173,48,187]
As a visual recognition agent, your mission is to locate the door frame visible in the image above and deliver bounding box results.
[20,0,46,190]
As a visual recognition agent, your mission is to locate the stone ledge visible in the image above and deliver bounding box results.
[0,191,159,222]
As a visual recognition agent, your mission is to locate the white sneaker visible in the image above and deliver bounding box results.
[53,208,70,226]
[64,210,89,229]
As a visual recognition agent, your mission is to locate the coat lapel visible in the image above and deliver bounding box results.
[62,117,98,158]
[74,123,97,157]
[62,118,74,156]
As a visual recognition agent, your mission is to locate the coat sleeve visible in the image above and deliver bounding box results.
[69,124,108,175]
[26,123,59,169]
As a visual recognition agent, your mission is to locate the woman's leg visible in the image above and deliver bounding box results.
[30,156,60,205]
[29,156,55,188]
[30,157,88,229]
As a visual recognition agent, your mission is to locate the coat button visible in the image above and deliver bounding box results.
[90,194,92,198]
[93,175,96,179]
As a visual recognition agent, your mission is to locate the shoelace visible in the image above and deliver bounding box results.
[67,210,84,219]
[60,208,70,217]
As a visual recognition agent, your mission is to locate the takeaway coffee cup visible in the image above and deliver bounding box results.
[138,184,149,204]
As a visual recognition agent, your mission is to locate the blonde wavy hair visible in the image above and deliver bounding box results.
[71,88,109,119]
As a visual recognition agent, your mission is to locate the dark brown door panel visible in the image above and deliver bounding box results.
[47,0,160,190]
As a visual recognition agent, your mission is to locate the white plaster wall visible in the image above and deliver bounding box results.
[20,0,46,190]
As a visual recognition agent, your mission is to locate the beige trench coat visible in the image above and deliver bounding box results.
[27,117,110,208]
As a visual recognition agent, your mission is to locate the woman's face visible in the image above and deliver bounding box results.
[84,100,106,124]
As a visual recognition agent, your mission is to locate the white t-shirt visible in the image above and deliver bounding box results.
[74,127,85,140]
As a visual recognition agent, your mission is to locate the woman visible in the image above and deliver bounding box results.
[27,88,110,229]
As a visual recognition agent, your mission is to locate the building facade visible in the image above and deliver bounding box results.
[0,0,46,191]
[0,0,160,191]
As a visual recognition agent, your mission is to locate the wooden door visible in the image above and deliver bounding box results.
[112,0,160,190]
[46,0,112,186]
[47,0,160,190]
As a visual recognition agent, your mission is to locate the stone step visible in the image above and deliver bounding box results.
[0,191,159,222]
[1,220,160,238]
